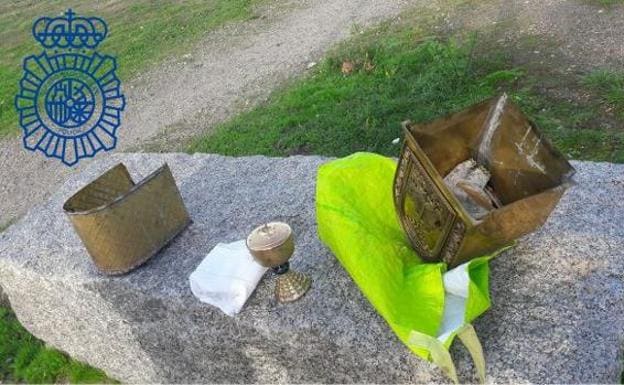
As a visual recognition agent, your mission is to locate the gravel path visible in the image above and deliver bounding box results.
[1,0,623,228]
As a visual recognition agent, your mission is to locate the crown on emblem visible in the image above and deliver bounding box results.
[32,9,108,50]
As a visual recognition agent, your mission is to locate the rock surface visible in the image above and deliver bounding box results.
[0,153,622,383]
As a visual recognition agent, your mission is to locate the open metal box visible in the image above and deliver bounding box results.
[64,163,190,274]
[394,94,575,267]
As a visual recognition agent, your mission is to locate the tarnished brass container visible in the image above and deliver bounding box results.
[246,222,294,268]
[246,222,311,303]
[64,163,191,275]
[394,94,575,268]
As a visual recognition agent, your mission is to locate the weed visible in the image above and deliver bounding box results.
[583,70,624,117]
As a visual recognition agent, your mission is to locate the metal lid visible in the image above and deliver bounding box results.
[246,222,292,251]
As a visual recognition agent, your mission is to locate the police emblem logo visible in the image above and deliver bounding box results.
[15,9,125,166]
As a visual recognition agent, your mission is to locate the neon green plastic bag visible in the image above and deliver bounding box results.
[316,152,503,381]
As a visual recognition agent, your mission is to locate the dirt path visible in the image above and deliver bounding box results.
[1,0,623,228]
[449,0,624,71]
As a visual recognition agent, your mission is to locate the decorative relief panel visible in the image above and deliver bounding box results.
[394,148,457,261]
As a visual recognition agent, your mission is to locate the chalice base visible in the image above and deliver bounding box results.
[275,270,311,303]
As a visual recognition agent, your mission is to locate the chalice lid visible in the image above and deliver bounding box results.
[246,222,292,251]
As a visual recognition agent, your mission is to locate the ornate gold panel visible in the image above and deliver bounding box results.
[394,149,457,261]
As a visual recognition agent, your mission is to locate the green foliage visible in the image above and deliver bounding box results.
[0,307,38,379]
[0,0,263,137]
[0,307,114,383]
[480,69,524,87]
[20,349,68,383]
[11,343,41,380]
[66,361,111,384]
[190,30,624,163]
[583,70,624,117]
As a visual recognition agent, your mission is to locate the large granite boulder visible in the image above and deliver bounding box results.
[0,153,621,383]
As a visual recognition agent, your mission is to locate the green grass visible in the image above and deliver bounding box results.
[0,0,264,138]
[0,307,115,383]
[190,26,624,163]
[514,89,624,162]
[593,0,624,5]
[583,70,624,117]
[194,38,494,157]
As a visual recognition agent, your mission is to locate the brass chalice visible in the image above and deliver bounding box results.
[246,222,311,303]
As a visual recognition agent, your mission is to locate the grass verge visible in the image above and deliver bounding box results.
[0,0,264,138]
[189,22,624,162]
[583,70,624,118]
[592,0,624,6]
[0,307,115,383]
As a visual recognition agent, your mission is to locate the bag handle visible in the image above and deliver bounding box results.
[457,324,486,383]
[408,331,459,383]
[408,323,486,384]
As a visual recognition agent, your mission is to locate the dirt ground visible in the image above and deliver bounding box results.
[1,0,623,228]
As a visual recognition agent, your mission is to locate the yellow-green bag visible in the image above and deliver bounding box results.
[316,152,506,382]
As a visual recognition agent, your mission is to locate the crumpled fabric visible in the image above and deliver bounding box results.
[316,152,503,374]
[189,240,268,316]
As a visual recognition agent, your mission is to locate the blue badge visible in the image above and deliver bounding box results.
[15,9,125,166]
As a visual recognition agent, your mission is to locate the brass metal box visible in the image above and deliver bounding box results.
[64,163,190,275]
[394,95,575,267]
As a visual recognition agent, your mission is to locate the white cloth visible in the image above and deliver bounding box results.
[189,240,268,316]
[437,262,471,343]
